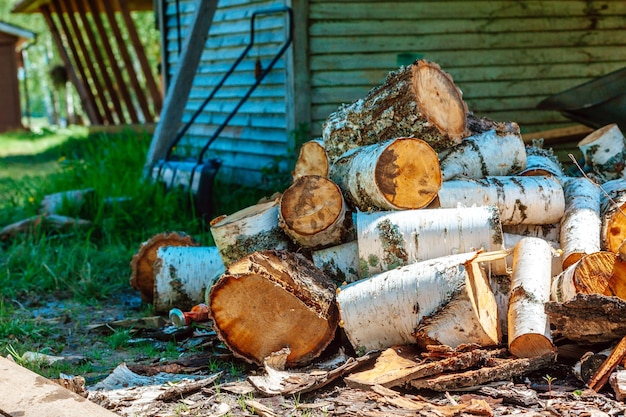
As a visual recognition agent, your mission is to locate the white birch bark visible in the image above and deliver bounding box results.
[578,123,626,181]
[507,238,556,358]
[153,246,225,313]
[356,206,505,278]
[312,240,361,284]
[518,145,564,177]
[437,176,565,225]
[210,199,292,266]
[503,232,562,277]
[502,223,561,242]
[439,129,526,181]
[560,177,601,269]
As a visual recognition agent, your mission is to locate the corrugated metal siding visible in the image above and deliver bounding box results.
[309,0,626,135]
[164,0,291,185]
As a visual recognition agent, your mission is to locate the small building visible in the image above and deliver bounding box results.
[0,21,34,133]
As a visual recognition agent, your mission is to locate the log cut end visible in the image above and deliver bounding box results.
[209,250,339,367]
[572,251,626,300]
[509,334,556,359]
[603,202,626,254]
[411,60,468,140]
[375,137,442,209]
[292,140,329,181]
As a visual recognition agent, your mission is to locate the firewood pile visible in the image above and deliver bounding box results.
[131,60,626,400]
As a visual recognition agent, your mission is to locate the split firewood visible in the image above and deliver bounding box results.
[278,175,351,249]
[208,250,338,367]
[209,199,293,266]
[152,246,225,313]
[578,123,626,181]
[336,251,505,353]
[588,334,626,392]
[409,352,555,392]
[292,139,329,181]
[551,251,626,302]
[560,177,601,269]
[599,178,626,254]
[437,176,565,225]
[507,238,556,358]
[488,274,512,337]
[130,232,199,302]
[322,60,469,162]
[519,144,564,177]
[502,223,561,242]
[546,293,626,344]
[329,137,442,211]
[312,240,361,284]
[0,214,92,241]
[356,206,506,278]
[439,129,526,181]
[345,345,507,390]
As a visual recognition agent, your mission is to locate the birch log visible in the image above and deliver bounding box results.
[551,251,626,302]
[519,146,565,177]
[508,238,556,358]
[322,60,468,162]
[578,124,626,181]
[439,129,526,181]
[336,251,504,353]
[502,223,561,242]
[152,246,225,313]
[600,178,626,253]
[209,250,338,367]
[292,139,329,181]
[437,176,565,225]
[312,240,361,284]
[278,175,351,249]
[330,137,442,211]
[210,199,293,266]
[560,177,602,269]
[503,232,562,277]
[356,206,505,278]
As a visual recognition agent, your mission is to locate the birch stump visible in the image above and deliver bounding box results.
[356,206,505,278]
[208,250,338,367]
[329,137,442,211]
[551,251,626,302]
[336,251,504,353]
[438,176,565,225]
[508,238,556,358]
[439,129,527,181]
[600,179,626,253]
[292,139,329,181]
[560,177,601,269]
[578,124,626,181]
[210,199,293,266]
[322,60,468,162]
[312,240,361,284]
[278,175,351,249]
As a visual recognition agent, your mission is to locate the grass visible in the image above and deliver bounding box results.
[0,126,284,379]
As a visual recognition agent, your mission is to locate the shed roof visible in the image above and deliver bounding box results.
[12,0,153,13]
[0,20,35,40]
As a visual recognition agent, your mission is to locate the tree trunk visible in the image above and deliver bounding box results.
[292,139,329,181]
[439,129,526,181]
[507,238,556,358]
[152,246,225,313]
[311,240,361,285]
[551,251,626,302]
[437,176,565,225]
[336,251,504,353]
[208,250,338,367]
[278,175,351,249]
[356,206,505,278]
[329,137,442,211]
[322,60,468,162]
[600,178,626,253]
[129,232,199,302]
[578,123,626,181]
[210,199,293,267]
[560,177,602,269]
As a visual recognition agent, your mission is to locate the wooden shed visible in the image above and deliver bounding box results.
[0,21,35,133]
[151,0,626,186]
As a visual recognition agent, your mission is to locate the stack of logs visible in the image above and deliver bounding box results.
[135,60,626,386]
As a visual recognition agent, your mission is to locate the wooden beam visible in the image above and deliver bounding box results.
[144,0,218,174]
[72,0,126,124]
[86,0,139,123]
[0,356,120,417]
[117,0,162,116]
[14,0,154,14]
[100,0,153,122]
[60,0,115,124]
[285,0,310,142]
[41,4,100,125]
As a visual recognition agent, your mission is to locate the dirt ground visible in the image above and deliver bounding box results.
[16,290,626,417]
